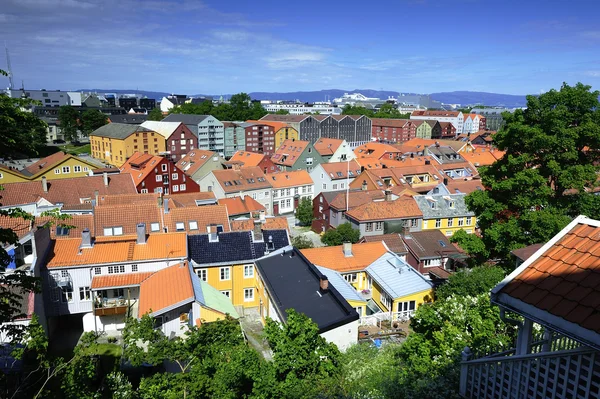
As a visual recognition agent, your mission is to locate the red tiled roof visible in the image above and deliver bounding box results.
[445,178,485,194]
[230,217,289,232]
[354,142,401,160]
[361,233,408,254]
[212,167,271,194]
[320,160,362,180]
[23,152,68,175]
[164,192,217,207]
[35,214,94,239]
[228,151,268,167]
[138,263,194,316]
[314,138,344,156]
[176,149,220,177]
[0,216,32,241]
[496,217,600,340]
[163,204,231,233]
[301,242,388,272]
[246,120,293,132]
[266,170,313,188]
[0,174,136,208]
[345,196,422,222]
[91,272,154,289]
[119,152,164,187]
[329,189,385,210]
[271,139,311,167]
[97,193,160,206]
[371,118,411,128]
[218,197,265,216]
[94,203,163,237]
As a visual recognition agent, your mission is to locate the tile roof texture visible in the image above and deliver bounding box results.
[91,272,154,289]
[176,149,220,177]
[354,142,401,160]
[329,189,386,210]
[361,233,408,254]
[119,152,168,187]
[366,252,433,299]
[230,217,290,232]
[345,196,422,222]
[266,170,313,188]
[314,138,344,156]
[35,214,94,240]
[396,138,468,153]
[97,193,161,206]
[164,204,231,233]
[164,192,217,207]
[0,215,32,241]
[463,148,505,167]
[247,120,293,132]
[228,151,267,167]
[494,217,600,344]
[301,242,388,273]
[320,160,362,181]
[188,230,290,265]
[94,203,163,236]
[445,178,485,194]
[217,197,265,216]
[212,167,271,194]
[402,230,458,260]
[46,232,187,268]
[413,193,475,219]
[371,118,411,128]
[138,263,194,316]
[271,139,311,166]
[22,152,68,176]
[0,174,136,208]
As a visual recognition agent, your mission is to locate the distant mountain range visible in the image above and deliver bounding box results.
[78,88,529,107]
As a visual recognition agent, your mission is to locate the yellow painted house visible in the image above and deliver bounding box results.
[255,121,299,150]
[414,192,476,237]
[302,242,434,319]
[0,152,100,185]
[90,123,165,167]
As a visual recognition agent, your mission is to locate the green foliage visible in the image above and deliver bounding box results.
[275,109,290,115]
[169,93,267,122]
[464,83,600,263]
[342,103,410,119]
[147,107,164,121]
[321,223,360,246]
[450,229,489,266]
[58,105,81,142]
[0,91,48,157]
[342,105,374,117]
[292,235,314,249]
[435,266,505,300]
[80,109,108,136]
[295,197,313,226]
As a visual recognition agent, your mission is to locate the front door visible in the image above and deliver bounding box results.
[273,201,279,215]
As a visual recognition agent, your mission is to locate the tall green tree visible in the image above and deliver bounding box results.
[275,109,290,115]
[58,105,80,142]
[435,265,505,300]
[80,109,107,136]
[0,70,48,157]
[342,105,375,117]
[292,235,314,249]
[373,102,409,119]
[147,107,164,121]
[295,197,313,226]
[456,83,600,263]
[170,101,214,116]
[321,223,360,246]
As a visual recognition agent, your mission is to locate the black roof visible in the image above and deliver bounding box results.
[109,114,149,124]
[188,230,289,265]
[255,248,359,333]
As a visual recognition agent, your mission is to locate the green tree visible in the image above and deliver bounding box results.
[435,265,505,300]
[292,235,314,249]
[373,102,407,119]
[0,69,48,157]
[450,229,490,267]
[460,83,600,263]
[275,109,290,115]
[295,197,313,226]
[342,105,375,117]
[80,109,108,136]
[58,105,81,142]
[170,101,214,116]
[147,107,164,121]
[249,101,268,120]
[321,223,360,246]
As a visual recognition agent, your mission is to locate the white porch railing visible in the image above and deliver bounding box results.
[460,347,600,398]
[359,310,415,327]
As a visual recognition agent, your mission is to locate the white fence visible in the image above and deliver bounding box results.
[359,310,414,327]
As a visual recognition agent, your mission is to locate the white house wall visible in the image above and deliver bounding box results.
[320,319,358,352]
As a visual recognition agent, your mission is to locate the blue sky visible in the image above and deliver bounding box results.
[1,0,599,95]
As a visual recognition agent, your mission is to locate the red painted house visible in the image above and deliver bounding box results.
[120,152,200,195]
[140,121,198,161]
[439,122,457,139]
[311,190,344,233]
[371,118,417,143]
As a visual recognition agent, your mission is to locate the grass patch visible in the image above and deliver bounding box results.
[94,343,122,358]
[59,143,91,155]
[293,226,311,233]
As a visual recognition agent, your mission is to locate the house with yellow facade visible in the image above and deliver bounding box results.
[413,185,476,237]
[90,123,165,167]
[0,152,101,184]
[187,225,290,308]
[301,242,433,320]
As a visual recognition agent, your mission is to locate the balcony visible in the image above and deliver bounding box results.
[94,298,129,317]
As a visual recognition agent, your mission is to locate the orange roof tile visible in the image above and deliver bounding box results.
[345,197,423,222]
[463,148,505,167]
[218,197,265,216]
[266,170,313,188]
[314,138,344,156]
[329,189,386,210]
[119,152,163,186]
[230,216,289,232]
[165,192,216,207]
[22,152,69,175]
[245,120,293,133]
[46,232,187,268]
[97,193,161,206]
[271,139,310,166]
[496,217,600,339]
[320,160,362,180]
[301,242,388,272]
[164,205,231,233]
[0,215,32,241]
[138,264,194,316]
[228,151,268,167]
[354,142,402,160]
[212,167,271,194]
[176,149,221,177]
[94,203,163,237]
[35,214,94,239]
[445,179,485,194]
[91,272,154,289]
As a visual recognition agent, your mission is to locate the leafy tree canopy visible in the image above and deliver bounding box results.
[80,109,108,136]
[435,265,505,300]
[321,223,360,246]
[457,83,600,263]
[147,107,164,121]
[169,93,267,121]
[58,105,81,142]
[295,197,313,226]
[275,109,290,115]
[291,234,314,249]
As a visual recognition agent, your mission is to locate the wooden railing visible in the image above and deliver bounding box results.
[460,347,600,399]
[359,310,414,327]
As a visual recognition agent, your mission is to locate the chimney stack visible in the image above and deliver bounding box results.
[41,176,48,193]
[253,219,263,241]
[319,275,329,292]
[164,198,169,214]
[136,223,147,244]
[80,228,92,248]
[384,189,392,202]
[343,242,353,257]
[443,177,448,185]
[103,171,108,187]
[361,180,367,191]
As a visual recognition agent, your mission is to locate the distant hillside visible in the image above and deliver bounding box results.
[79,88,528,107]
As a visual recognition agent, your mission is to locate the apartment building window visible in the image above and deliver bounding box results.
[458,218,465,227]
[180,184,186,191]
[435,219,442,228]
[397,300,416,313]
[322,183,327,190]
[108,265,126,274]
[375,221,384,231]
[221,290,231,298]
[244,288,254,302]
[104,226,123,236]
[343,273,357,283]
[79,286,91,301]
[411,218,418,228]
[333,184,338,190]
[220,267,231,281]
[74,165,81,172]
[172,173,178,180]
[173,185,179,192]
[62,288,73,303]
[466,216,472,225]
[197,269,208,281]
[244,265,254,278]
[365,222,373,232]
[447,218,454,227]
[94,267,101,275]
[62,166,70,173]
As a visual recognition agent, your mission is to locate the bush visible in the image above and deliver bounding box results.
[292,235,314,249]
[321,223,360,246]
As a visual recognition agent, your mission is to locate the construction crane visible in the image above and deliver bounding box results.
[5,43,14,90]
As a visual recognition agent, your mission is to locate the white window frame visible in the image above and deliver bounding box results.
[220,267,231,281]
[244,288,254,302]
[172,173,178,180]
[94,267,101,275]
[131,264,138,272]
[74,165,82,173]
[244,265,254,278]
[197,269,208,281]
[79,286,91,301]
[150,222,160,232]
[161,164,168,172]
[62,166,70,173]
[221,290,231,298]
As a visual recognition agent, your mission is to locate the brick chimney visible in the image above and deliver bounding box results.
[253,219,263,241]
[319,275,329,292]
[41,176,48,193]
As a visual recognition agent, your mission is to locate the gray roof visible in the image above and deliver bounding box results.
[109,114,149,124]
[317,266,365,302]
[366,253,432,299]
[91,123,151,139]
[413,193,474,219]
[162,114,210,125]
